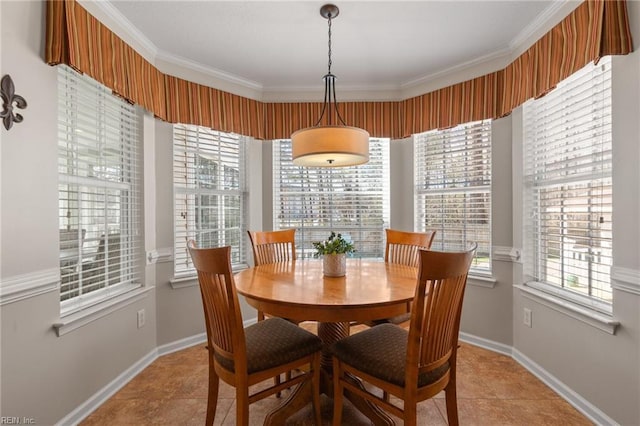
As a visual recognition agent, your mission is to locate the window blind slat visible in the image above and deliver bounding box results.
[58,65,143,311]
[523,57,612,304]
[173,124,247,274]
[273,139,390,257]
[414,120,492,272]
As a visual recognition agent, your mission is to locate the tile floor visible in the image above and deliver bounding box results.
[81,324,593,425]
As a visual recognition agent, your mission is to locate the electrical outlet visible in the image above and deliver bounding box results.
[137,309,146,328]
[523,308,532,328]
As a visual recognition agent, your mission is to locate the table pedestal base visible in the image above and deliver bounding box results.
[264,322,395,425]
[317,322,350,369]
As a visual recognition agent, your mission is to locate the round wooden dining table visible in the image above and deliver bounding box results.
[234,258,418,425]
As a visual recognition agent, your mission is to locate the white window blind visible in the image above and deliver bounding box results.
[173,124,247,275]
[273,139,390,258]
[523,57,612,305]
[414,120,492,272]
[58,65,143,313]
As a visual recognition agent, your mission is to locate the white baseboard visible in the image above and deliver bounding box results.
[460,332,616,425]
[459,331,512,356]
[59,327,617,426]
[56,348,158,426]
[57,325,253,425]
[57,335,207,425]
[512,348,617,426]
[157,332,206,356]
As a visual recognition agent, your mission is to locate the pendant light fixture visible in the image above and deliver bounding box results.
[291,4,369,167]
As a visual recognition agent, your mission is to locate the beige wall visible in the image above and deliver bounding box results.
[0,2,157,424]
[152,121,263,346]
[510,5,640,424]
[1,1,638,425]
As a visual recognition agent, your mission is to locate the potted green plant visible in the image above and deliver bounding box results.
[313,232,355,277]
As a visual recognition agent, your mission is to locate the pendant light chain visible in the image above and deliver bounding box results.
[290,4,370,168]
[327,14,333,75]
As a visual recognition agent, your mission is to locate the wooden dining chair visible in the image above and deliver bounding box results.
[247,229,302,392]
[366,228,436,326]
[385,228,436,267]
[248,229,297,321]
[332,244,477,426]
[248,229,296,271]
[187,241,322,426]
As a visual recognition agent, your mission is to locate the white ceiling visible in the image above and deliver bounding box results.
[105,0,563,95]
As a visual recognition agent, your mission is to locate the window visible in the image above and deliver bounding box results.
[523,57,612,307]
[173,124,247,275]
[414,120,492,272]
[273,139,390,257]
[58,65,143,313]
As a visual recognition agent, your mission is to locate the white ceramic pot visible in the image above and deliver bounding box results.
[323,253,347,277]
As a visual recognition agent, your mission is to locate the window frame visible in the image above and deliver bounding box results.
[522,57,613,312]
[172,123,248,277]
[272,138,391,258]
[57,65,144,316]
[413,120,493,274]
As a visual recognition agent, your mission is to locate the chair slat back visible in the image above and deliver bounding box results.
[407,245,476,380]
[385,229,436,267]
[188,242,246,362]
[248,229,297,265]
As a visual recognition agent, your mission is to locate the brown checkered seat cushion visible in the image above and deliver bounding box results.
[331,323,449,387]
[216,317,322,374]
[368,312,411,326]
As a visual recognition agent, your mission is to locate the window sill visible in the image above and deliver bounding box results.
[170,264,249,289]
[515,283,620,335]
[53,286,153,337]
[169,274,198,289]
[468,273,497,288]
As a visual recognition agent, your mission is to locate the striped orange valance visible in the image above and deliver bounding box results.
[403,73,502,138]
[46,0,167,120]
[164,76,266,140]
[264,101,404,139]
[45,0,633,140]
[498,0,633,116]
[404,0,633,137]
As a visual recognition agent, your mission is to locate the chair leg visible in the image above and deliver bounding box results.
[206,353,219,426]
[236,387,250,426]
[399,393,419,426]
[332,357,343,426]
[445,382,460,426]
[274,374,282,398]
[260,308,283,398]
[311,353,322,426]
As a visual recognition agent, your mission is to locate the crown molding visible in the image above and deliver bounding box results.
[401,47,511,92]
[509,0,577,53]
[155,51,264,92]
[78,0,158,62]
[92,0,580,101]
[261,85,403,103]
